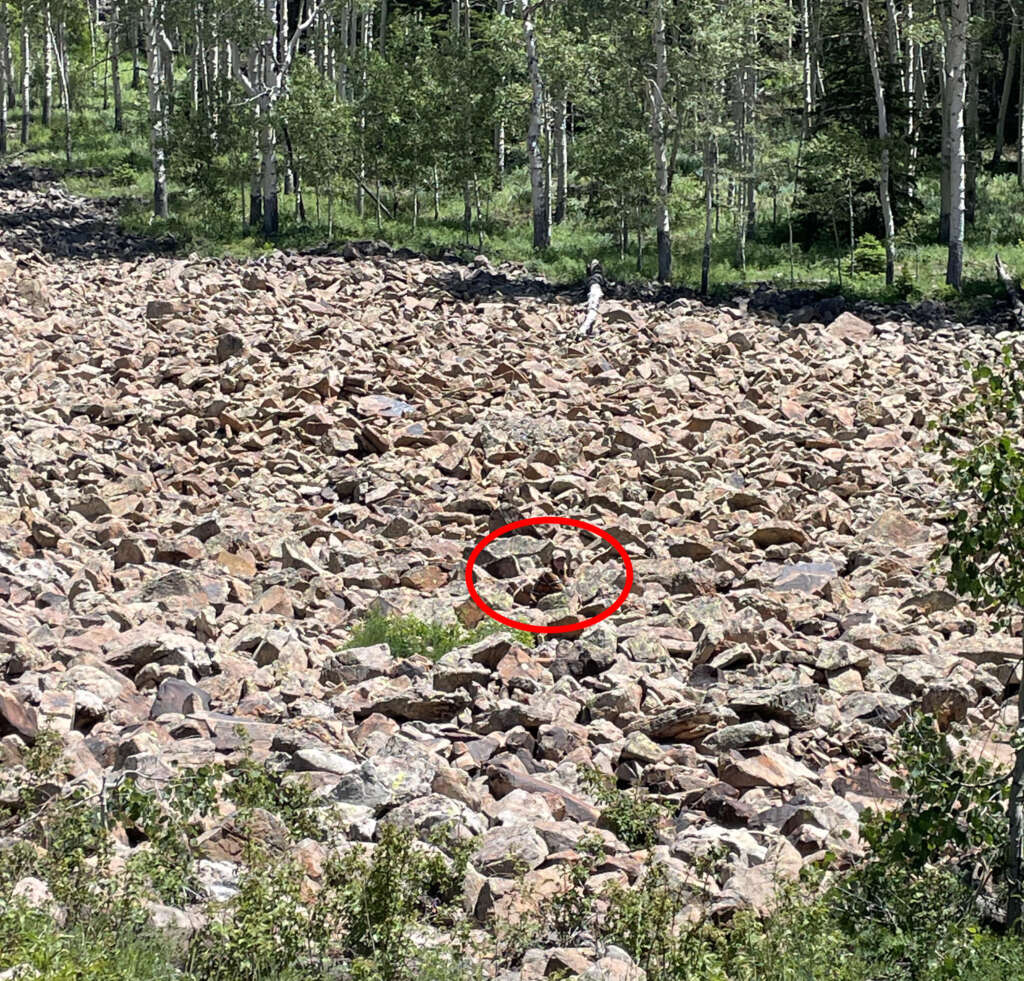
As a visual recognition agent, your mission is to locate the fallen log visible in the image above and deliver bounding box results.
[995,253,1024,331]
[577,259,605,338]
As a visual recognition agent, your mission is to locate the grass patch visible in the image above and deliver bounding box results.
[344,610,535,661]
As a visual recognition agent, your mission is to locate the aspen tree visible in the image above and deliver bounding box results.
[862,0,895,285]
[944,0,969,289]
[520,0,549,250]
[650,0,671,282]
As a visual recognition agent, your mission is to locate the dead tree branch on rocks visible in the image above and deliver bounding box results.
[578,259,605,338]
[996,253,1024,330]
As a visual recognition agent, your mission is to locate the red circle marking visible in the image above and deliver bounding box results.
[465,516,634,634]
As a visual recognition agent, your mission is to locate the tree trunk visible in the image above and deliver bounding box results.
[940,25,951,244]
[131,18,141,89]
[965,0,981,224]
[1007,632,1024,932]
[906,6,918,186]
[2,7,11,114]
[52,21,71,164]
[0,1,7,156]
[993,20,1019,166]
[260,110,278,235]
[701,136,715,296]
[42,3,53,126]
[111,0,123,132]
[142,0,169,219]
[945,0,969,289]
[995,254,1024,331]
[800,0,813,136]
[283,125,304,222]
[553,91,567,224]
[520,0,549,250]
[650,0,671,282]
[495,120,505,188]
[19,14,28,144]
[862,0,895,285]
[1018,31,1024,187]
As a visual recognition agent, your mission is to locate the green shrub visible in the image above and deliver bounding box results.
[109,162,138,187]
[578,766,667,849]
[853,233,887,274]
[344,610,535,661]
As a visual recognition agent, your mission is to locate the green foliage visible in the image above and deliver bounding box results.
[0,903,180,981]
[223,754,324,840]
[187,853,312,981]
[5,718,1024,980]
[542,833,605,945]
[853,233,888,275]
[344,610,535,661]
[578,766,666,849]
[862,714,1007,874]
[109,162,138,187]
[930,344,1024,623]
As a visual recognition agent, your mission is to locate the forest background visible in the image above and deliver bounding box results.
[0,0,1022,309]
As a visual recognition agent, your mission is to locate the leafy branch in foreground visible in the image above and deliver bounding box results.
[930,341,1024,930]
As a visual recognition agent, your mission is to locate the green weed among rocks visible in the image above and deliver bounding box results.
[344,610,535,662]
[5,715,1024,980]
[578,765,668,849]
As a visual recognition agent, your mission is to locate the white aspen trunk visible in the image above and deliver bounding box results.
[260,0,279,235]
[745,43,757,236]
[543,97,552,233]
[883,0,903,86]
[944,0,969,289]
[520,0,549,250]
[111,0,123,132]
[965,0,980,224]
[733,63,747,268]
[862,0,895,285]
[940,54,951,243]
[226,0,319,235]
[1008,632,1024,931]
[2,11,11,114]
[906,4,918,183]
[1019,32,1024,187]
[131,14,141,89]
[261,105,278,234]
[19,12,29,144]
[701,136,715,295]
[86,0,97,89]
[142,0,169,218]
[553,91,567,224]
[342,2,354,101]
[495,120,505,187]
[494,0,507,188]
[993,19,1018,165]
[52,20,70,164]
[358,10,368,216]
[800,0,813,135]
[650,0,671,282]
[43,3,52,125]
[0,0,7,155]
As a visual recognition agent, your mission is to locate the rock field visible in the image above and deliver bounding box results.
[2,169,1024,976]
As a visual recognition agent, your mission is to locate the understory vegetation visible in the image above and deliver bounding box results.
[343,610,535,661]
[2,705,1022,981]
[15,102,1024,317]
